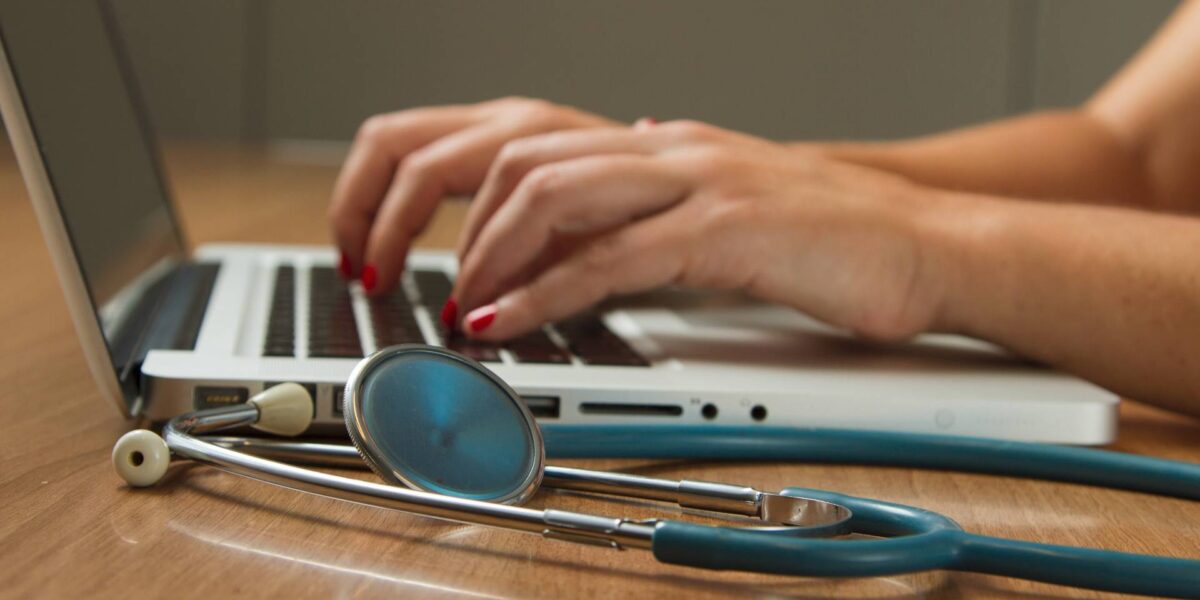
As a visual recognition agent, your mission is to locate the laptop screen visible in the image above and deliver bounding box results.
[0,0,185,396]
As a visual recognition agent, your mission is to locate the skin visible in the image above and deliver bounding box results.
[329,0,1200,417]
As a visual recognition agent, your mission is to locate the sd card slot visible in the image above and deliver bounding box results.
[578,402,682,417]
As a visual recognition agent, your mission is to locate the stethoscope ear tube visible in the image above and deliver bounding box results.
[542,425,1200,501]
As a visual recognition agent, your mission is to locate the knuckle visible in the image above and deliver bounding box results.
[684,146,738,174]
[663,119,715,142]
[699,196,751,234]
[493,139,538,181]
[507,98,561,126]
[516,165,563,209]
[355,114,393,146]
[397,149,442,182]
[492,94,534,108]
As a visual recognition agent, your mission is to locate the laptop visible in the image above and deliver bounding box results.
[0,0,1118,443]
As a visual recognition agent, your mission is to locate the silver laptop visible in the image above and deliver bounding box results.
[0,0,1118,443]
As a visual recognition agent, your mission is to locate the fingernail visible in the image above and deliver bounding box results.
[338,252,352,278]
[633,117,657,130]
[361,264,378,292]
[465,303,497,333]
[440,298,458,330]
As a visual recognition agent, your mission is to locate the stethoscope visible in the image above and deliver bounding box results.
[113,344,1200,598]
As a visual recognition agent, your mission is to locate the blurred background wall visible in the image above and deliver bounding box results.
[107,0,1179,146]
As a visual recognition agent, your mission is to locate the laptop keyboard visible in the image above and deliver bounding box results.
[367,285,424,348]
[309,267,365,358]
[264,264,648,366]
[263,266,296,357]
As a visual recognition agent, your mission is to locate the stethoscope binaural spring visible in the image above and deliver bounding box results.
[113,344,1200,598]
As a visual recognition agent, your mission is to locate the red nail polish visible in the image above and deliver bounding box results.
[634,117,657,129]
[338,252,352,278]
[440,298,458,330]
[465,304,497,333]
[361,264,378,292]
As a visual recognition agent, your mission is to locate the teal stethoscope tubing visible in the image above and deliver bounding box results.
[544,425,1200,597]
[655,489,1200,597]
[542,425,1200,499]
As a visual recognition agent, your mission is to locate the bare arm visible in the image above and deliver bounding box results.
[918,191,1200,416]
[809,0,1200,212]
[332,2,1200,417]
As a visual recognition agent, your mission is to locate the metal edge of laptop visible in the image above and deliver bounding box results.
[0,25,132,418]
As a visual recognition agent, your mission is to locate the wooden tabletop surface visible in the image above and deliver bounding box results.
[2,143,1199,599]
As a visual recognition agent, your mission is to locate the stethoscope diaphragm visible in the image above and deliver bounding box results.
[342,344,545,505]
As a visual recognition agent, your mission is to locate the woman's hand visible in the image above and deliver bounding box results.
[328,97,618,295]
[452,120,954,342]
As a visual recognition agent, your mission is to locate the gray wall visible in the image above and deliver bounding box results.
[109,0,1179,144]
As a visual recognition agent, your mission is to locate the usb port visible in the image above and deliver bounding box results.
[521,395,560,419]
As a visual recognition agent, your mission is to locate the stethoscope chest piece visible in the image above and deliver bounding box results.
[343,344,545,505]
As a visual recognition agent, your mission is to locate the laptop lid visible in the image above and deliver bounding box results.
[0,0,186,417]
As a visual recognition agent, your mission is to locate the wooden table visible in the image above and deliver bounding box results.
[2,144,1199,599]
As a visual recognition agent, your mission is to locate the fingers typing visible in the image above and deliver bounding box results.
[454,154,692,315]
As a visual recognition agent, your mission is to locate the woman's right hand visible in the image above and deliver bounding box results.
[328,97,619,296]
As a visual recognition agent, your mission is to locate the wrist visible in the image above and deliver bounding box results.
[798,140,905,171]
[910,189,1012,337]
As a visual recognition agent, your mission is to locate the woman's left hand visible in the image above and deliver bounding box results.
[451,120,955,342]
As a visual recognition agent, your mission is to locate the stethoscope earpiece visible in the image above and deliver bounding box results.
[113,429,170,487]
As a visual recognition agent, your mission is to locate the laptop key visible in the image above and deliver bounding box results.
[369,287,425,347]
[374,326,425,347]
[308,266,363,358]
[506,329,571,364]
[554,313,649,367]
[263,266,296,357]
[444,332,502,362]
[263,343,295,357]
[412,269,453,308]
[310,345,365,359]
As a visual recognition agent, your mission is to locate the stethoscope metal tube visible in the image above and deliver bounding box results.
[202,436,851,532]
[162,404,659,550]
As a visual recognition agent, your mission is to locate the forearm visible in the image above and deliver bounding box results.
[926,192,1200,416]
[802,110,1152,207]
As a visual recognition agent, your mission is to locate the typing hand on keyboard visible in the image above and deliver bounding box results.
[412,269,643,366]
[447,119,937,348]
[327,98,620,299]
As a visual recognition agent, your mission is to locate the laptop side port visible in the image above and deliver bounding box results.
[579,402,683,417]
[521,395,561,419]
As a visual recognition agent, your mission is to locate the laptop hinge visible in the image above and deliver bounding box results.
[128,395,145,418]
[119,261,221,410]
